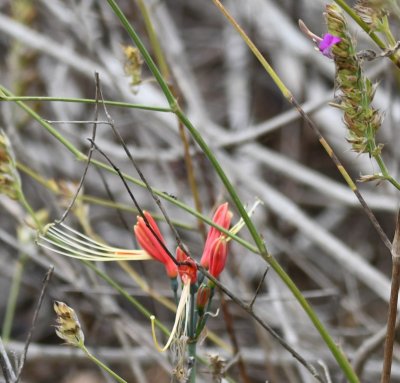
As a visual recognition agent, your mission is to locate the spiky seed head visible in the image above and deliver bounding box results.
[324,3,383,154]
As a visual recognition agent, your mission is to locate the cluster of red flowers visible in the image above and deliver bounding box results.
[134,203,232,284]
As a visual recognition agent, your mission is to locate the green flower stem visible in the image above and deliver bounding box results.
[367,134,400,191]
[0,94,172,113]
[106,1,360,381]
[188,341,197,383]
[134,0,170,80]
[81,344,128,383]
[2,253,27,341]
[381,16,397,46]
[195,288,214,338]
[374,154,400,191]
[212,0,291,100]
[188,288,197,383]
[17,188,42,230]
[189,289,196,339]
[106,0,176,109]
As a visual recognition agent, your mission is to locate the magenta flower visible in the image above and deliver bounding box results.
[318,34,341,58]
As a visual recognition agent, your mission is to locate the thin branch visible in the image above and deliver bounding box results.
[0,95,172,113]
[318,360,332,383]
[15,266,54,382]
[57,72,101,224]
[381,210,400,383]
[0,336,15,383]
[44,120,111,125]
[249,268,269,310]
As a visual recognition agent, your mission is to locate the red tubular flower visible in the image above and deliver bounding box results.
[176,247,197,284]
[208,237,228,278]
[200,203,232,277]
[134,211,178,278]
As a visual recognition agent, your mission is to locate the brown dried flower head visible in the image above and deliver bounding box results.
[54,301,85,347]
[0,131,20,199]
[354,0,388,29]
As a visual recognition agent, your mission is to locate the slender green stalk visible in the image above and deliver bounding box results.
[17,189,42,230]
[106,0,176,108]
[0,95,172,113]
[134,0,170,80]
[177,121,207,239]
[188,342,197,383]
[374,152,400,191]
[2,254,27,342]
[188,290,195,339]
[81,344,128,383]
[187,288,197,382]
[365,128,400,191]
[212,0,291,100]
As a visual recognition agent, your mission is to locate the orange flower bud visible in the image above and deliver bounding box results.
[200,203,232,270]
[208,237,228,278]
[196,284,211,316]
[134,211,178,278]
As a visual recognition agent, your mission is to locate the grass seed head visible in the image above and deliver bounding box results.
[0,131,20,200]
[325,3,383,154]
[354,0,388,30]
[54,301,85,347]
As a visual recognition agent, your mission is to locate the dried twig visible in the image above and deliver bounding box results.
[58,72,101,224]
[15,266,54,382]
[249,268,269,310]
[381,211,400,383]
[0,336,16,383]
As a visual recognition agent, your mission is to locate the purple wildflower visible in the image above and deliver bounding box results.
[318,34,341,58]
